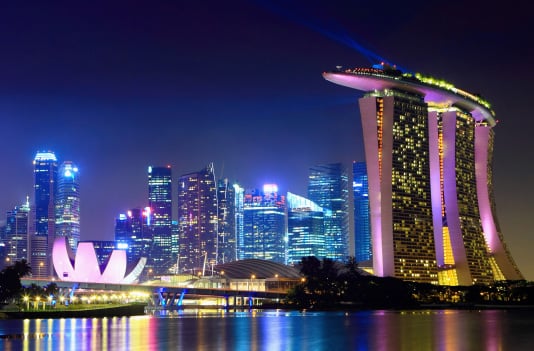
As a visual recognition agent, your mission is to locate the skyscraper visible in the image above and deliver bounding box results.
[233,183,244,260]
[240,184,286,264]
[353,161,371,264]
[114,208,152,267]
[286,192,326,265]
[324,64,523,284]
[307,163,349,261]
[148,166,173,275]
[32,151,58,278]
[217,178,236,264]
[55,161,80,253]
[177,163,218,274]
[4,198,31,264]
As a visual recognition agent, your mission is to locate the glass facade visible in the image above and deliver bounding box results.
[217,178,236,264]
[241,185,286,264]
[307,163,349,261]
[177,163,218,274]
[234,183,244,261]
[55,161,80,253]
[32,151,58,278]
[286,192,325,265]
[353,161,371,263]
[148,166,173,275]
[114,208,152,267]
[4,199,31,263]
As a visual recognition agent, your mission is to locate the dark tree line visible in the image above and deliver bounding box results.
[286,256,416,309]
[286,256,534,309]
[0,259,32,303]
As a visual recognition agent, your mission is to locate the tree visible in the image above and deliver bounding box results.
[290,256,343,308]
[13,259,32,278]
[0,264,23,302]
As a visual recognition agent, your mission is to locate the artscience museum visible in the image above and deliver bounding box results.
[52,237,146,284]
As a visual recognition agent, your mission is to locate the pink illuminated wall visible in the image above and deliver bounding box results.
[359,96,395,277]
[441,112,472,285]
[475,126,523,280]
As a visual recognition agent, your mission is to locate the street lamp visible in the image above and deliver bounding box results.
[23,295,29,310]
[39,262,44,277]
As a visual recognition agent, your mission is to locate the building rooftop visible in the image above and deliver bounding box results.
[215,259,302,279]
[323,64,496,126]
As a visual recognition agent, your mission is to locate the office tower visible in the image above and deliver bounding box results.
[114,208,152,266]
[177,163,218,274]
[81,240,116,266]
[307,163,349,261]
[241,184,286,264]
[4,198,31,264]
[217,178,236,264]
[171,220,179,273]
[148,166,173,275]
[55,161,80,253]
[353,161,371,264]
[233,183,244,260]
[286,192,326,265]
[324,64,523,284]
[32,151,58,278]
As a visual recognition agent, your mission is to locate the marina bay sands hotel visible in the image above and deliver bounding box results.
[324,64,523,285]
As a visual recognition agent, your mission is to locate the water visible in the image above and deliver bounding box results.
[1,309,533,350]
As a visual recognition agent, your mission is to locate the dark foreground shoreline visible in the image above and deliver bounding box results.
[3,302,534,319]
[0,303,147,319]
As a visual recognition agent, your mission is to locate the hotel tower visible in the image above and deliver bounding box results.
[324,64,523,285]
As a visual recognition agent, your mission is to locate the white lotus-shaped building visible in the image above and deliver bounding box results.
[52,237,146,284]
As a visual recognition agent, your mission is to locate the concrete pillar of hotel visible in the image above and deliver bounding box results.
[475,126,523,280]
[359,96,394,278]
[442,111,472,285]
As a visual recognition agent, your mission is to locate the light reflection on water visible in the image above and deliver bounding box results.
[1,309,533,350]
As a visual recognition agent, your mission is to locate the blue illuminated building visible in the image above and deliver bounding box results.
[217,178,236,264]
[307,163,349,261]
[240,184,286,264]
[353,161,371,263]
[4,198,31,264]
[32,151,58,278]
[148,165,173,275]
[286,192,326,265]
[233,183,244,261]
[114,208,152,267]
[55,161,80,253]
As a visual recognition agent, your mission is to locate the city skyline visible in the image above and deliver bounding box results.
[1,1,532,279]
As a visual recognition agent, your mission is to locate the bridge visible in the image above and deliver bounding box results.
[21,278,288,308]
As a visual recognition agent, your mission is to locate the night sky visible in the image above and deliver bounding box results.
[1,1,533,279]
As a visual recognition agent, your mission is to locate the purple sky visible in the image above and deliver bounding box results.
[1,1,533,279]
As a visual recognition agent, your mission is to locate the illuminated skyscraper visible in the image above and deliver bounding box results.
[32,151,58,278]
[353,161,371,264]
[4,198,31,263]
[240,184,286,264]
[324,64,523,284]
[233,183,244,260]
[55,161,80,253]
[148,166,173,275]
[307,163,349,261]
[177,163,218,274]
[114,208,151,267]
[286,192,326,265]
[217,178,236,264]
